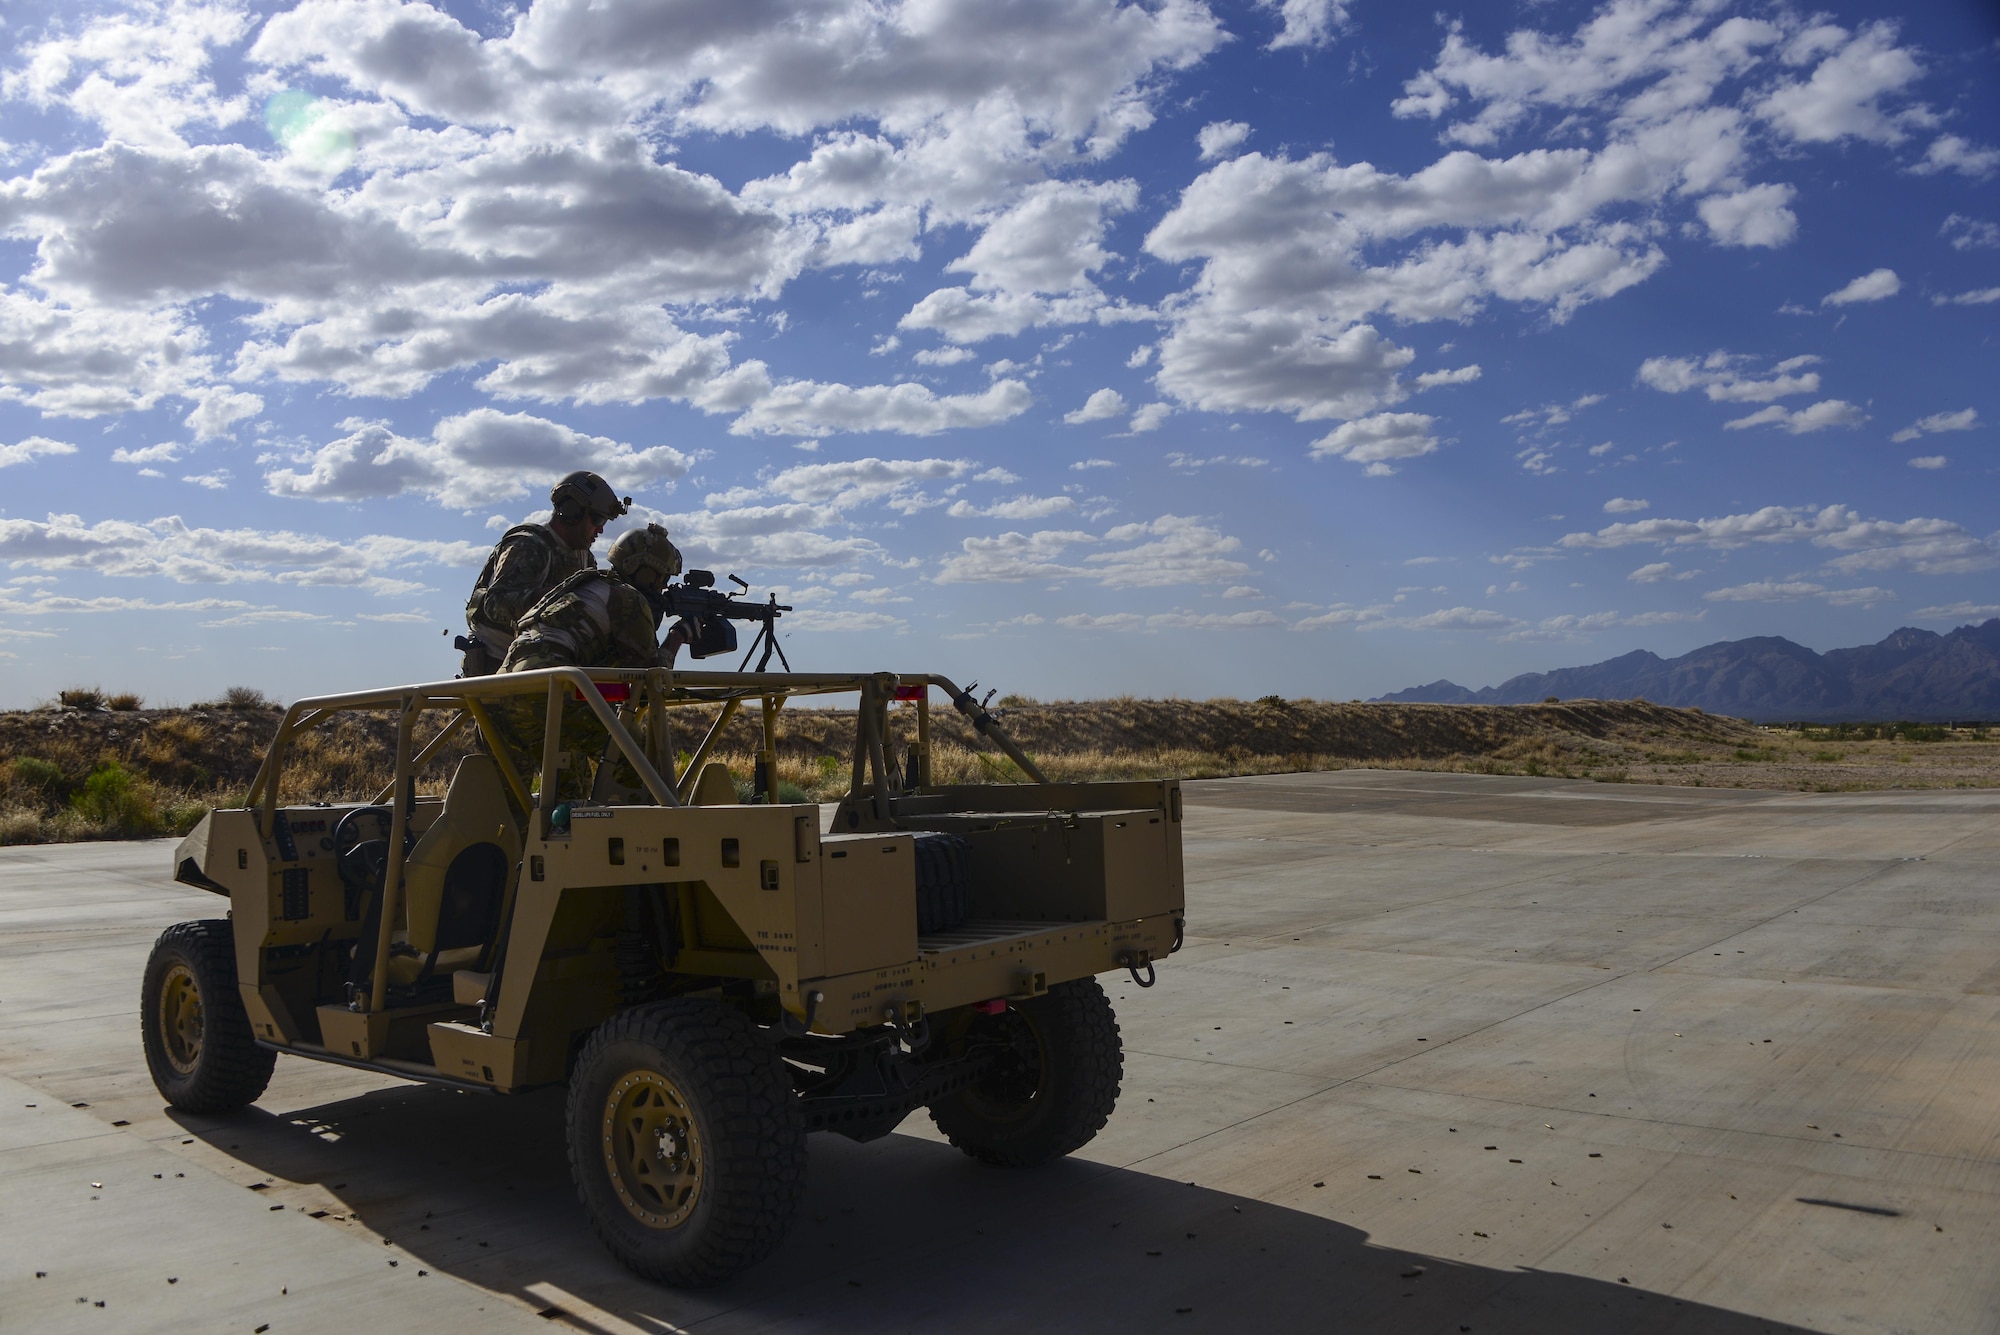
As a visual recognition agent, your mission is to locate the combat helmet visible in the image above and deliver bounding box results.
[608,522,684,592]
[550,471,630,525]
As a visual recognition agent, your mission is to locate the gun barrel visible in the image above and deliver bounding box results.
[654,588,789,621]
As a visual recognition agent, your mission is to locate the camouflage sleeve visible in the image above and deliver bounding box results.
[604,584,668,669]
[475,534,555,632]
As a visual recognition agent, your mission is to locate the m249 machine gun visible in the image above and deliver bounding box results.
[652,569,793,671]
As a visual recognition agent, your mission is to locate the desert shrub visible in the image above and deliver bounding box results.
[735,777,814,805]
[9,755,68,800]
[58,687,104,710]
[1256,694,1289,709]
[0,807,45,844]
[106,692,144,711]
[68,761,162,834]
[161,798,213,834]
[222,685,274,710]
[151,714,215,746]
[1823,722,1886,741]
[1895,724,1946,743]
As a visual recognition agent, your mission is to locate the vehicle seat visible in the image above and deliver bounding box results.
[690,761,739,806]
[387,755,520,989]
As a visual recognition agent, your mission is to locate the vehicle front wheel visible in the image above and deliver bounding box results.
[140,920,276,1113]
[566,1000,807,1287]
[929,977,1123,1167]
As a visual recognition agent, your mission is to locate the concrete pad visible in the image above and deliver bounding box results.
[0,1073,550,1334]
[2,770,1996,1333]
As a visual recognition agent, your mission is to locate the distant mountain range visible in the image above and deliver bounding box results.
[1373,619,2000,721]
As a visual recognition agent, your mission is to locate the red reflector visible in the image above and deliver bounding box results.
[893,684,926,701]
[575,682,630,703]
[973,998,1007,1015]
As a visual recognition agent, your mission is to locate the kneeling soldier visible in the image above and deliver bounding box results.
[499,522,684,673]
[491,523,684,797]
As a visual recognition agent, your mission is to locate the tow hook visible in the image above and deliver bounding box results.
[780,988,824,1037]
[1116,948,1156,989]
[884,1001,930,1051]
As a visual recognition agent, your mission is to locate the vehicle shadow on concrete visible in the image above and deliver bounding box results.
[175,1082,1811,1335]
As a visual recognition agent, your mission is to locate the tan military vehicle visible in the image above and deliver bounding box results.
[143,667,1184,1285]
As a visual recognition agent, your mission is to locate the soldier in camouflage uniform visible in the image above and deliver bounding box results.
[460,471,630,676]
[490,524,685,796]
[500,523,685,673]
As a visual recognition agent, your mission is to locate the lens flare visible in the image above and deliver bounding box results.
[264,90,356,174]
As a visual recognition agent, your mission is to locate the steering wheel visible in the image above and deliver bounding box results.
[332,805,409,895]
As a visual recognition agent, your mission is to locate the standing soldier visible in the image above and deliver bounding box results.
[459,471,630,676]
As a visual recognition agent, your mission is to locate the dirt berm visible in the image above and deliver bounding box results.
[0,695,1751,799]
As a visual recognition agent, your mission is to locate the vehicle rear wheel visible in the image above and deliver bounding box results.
[929,977,1122,1167]
[140,920,276,1114]
[566,1000,807,1286]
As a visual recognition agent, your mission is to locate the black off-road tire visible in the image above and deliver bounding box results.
[566,1000,807,1287]
[140,920,276,1114]
[912,832,971,934]
[929,977,1123,1167]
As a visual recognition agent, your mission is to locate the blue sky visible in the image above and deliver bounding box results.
[0,0,1994,708]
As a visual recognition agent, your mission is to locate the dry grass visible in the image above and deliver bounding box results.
[0,703,473,845]
[2,694,1993,846]
[610,697,2000,799]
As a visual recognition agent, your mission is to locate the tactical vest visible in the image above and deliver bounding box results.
[502,569,672,675]
[461,524,595,676]
[502,570,616,672]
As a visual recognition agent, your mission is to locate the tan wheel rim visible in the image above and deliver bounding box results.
[158,963,204,1076]
[602,1069,703,1229]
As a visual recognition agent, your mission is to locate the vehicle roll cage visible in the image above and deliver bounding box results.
[245,665,1045,853]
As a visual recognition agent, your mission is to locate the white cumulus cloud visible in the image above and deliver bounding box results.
[1064,388,1127,424]
[1637,351,1820,402]
[266,409,696,508]
[1821,268,1901,306]
[1697,184,1797,248]
[1308,413,1439,473]
[1704,580,1894,608]
[1913,135,2000,179]
[1412,365,1482,390]
[1941,215,2000,251]
[1890,408,1978,443]
[1722,400,1867,433]
[1197,120,1251,160]
[1561,502,1996,575]
[935,514,1252,587]
[729,378,1032,437]
[0,436,80,469]
[1257,0,1349,50]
